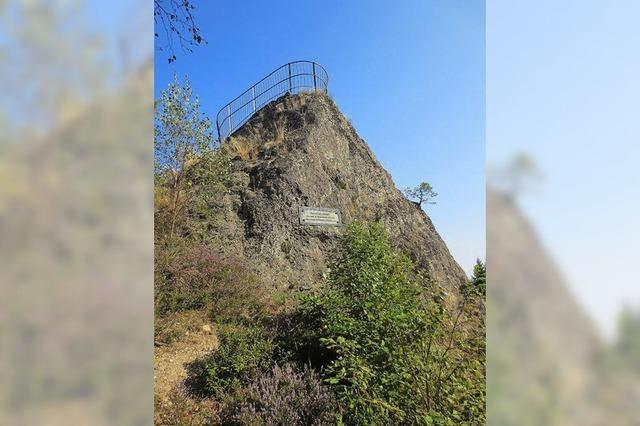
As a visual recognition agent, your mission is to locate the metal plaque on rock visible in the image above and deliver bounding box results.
[299,207,342,226]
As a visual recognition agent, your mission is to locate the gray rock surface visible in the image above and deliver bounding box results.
[216,92,468,295]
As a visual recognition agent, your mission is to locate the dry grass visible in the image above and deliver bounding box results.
[154,380,220,426]
[154,316,220,425]
[227,135,260,161]
[226,114,289,161]
[272,117,287,145]
[155,309,210,345]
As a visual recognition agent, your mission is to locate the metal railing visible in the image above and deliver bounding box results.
[216,61,328,141]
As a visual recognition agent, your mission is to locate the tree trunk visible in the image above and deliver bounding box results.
[169,169,183,239]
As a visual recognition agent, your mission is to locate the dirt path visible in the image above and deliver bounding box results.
[154,327,219,403]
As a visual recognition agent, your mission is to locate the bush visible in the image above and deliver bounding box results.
[300,223,433,424]
[154,244,271,320]
[221,363,338,425]
[187,326,274,396]
[299,223,486,424]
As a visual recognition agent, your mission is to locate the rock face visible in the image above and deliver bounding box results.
[215,92,467,294]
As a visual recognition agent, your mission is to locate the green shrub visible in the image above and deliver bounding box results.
[299,223,485,424]
[190,326,274,396]
[300,223,431,423]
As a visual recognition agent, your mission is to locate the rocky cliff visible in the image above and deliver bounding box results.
[213,92,467,296]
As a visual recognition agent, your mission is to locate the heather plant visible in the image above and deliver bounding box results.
[154,244,271,320]
[221,363,338,425]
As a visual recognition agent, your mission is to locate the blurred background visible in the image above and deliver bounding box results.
[0,0,153,424]
[487,0,640,424]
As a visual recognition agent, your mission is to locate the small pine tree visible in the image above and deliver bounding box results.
[404,181,438,207]
[470,258,486,296]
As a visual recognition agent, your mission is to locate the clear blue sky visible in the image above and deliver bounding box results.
[155,0,486,274]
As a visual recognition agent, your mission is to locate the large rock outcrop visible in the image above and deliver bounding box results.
[214,92,467,295]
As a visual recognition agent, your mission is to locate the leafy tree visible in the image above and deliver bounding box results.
[404,181,438,207]
[0,1,109,132]
[155,75,227,239]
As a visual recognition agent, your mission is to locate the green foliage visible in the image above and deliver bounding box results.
[404,181,438,207]
[155,382,219,426]
[155,74,213,174]
[297,224,427,423]
[296,223,485,424]
[154,75,231,240]
[493,152,543,198]
[154,310,209,345]
[464,258,486,297]
[334,178,347,190]
[197,326,275,395]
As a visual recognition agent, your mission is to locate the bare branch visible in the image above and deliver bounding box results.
[154,0,206,63]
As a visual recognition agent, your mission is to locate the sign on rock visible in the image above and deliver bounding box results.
[299,207,342,226]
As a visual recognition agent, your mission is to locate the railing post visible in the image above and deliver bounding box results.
[217,62,328,140]
[312,63,317,90]
[252,86,256,112]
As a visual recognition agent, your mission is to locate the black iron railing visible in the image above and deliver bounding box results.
[216,61,329,141]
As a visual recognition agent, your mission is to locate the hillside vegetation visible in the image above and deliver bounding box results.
[154,77,485,425]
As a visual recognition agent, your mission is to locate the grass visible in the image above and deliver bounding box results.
[226,112,290,161]
[154,309,210,345]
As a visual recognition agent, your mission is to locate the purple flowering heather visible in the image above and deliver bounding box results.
[226,364,338,425]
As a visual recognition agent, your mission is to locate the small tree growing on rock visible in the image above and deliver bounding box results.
[404,181,438,208]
